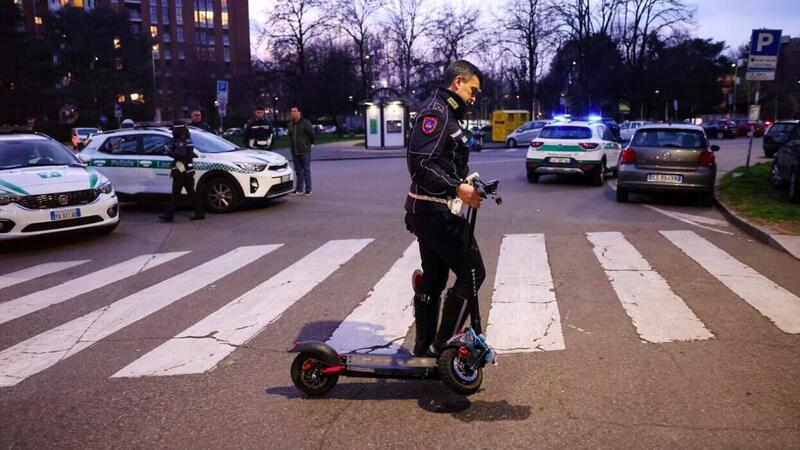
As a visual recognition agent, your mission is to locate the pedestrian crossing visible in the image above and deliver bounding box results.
[1,230,799,387]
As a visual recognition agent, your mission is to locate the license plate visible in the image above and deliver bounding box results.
[50,208,81,221]
[647,174,683,183]
[549,157,571,164]
[281,175,291,183]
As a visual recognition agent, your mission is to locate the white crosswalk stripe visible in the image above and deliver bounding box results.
[325,241,421,354]
[661,230,800,333]
[587,232,714,343]
[113,239,372,378]
[0,260,90,291]
[0,253,189,325]
[486,234,565,353]
[0,245,279,387]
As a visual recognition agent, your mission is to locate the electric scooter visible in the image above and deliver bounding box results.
[289,174,502,396]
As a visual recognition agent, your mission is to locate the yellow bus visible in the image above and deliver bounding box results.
[491,110,531,142]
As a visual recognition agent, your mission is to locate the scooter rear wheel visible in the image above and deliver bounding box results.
[290,352,339,396]
[437,347,483,396]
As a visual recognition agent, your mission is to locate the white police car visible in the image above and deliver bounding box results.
[525,120,622,185]
[78,126,295,213]
[0,132,119,240]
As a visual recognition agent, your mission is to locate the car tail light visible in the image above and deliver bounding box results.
[698,150,715,166]
[578,142,599,150]
[530,141,544,148]
[621,147,637,165]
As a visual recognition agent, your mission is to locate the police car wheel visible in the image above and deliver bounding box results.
[204,178,241,213]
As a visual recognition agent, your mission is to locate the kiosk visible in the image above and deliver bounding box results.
[360,89,409,149]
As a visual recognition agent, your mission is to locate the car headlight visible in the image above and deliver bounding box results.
[94,180,114,195]
[235,162,268,172]
[0,194,24,206]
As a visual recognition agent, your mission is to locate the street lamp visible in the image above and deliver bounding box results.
[151,43,161,122]
[731,61,741,116]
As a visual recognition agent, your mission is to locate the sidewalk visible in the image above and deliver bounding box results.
[712,136,800,260]
[273,139,405,161]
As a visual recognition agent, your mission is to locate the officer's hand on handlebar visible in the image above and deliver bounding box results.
[457,183,482,208]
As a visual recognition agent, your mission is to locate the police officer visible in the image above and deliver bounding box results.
[189,109,214,133]
[159,123,205,222]
[244,107,274,149]
[405,60,485,357]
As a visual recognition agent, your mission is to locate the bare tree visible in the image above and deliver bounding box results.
[385,0,430,95]
[617,0,694,72]
[326,0,383,99]
[429,1,484,67]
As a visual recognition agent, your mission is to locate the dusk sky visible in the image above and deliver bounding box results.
[248,0,800,56]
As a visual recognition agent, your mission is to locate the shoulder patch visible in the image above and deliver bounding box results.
[421,116,439,135]
[446,97,459,110]
[432,102,445,113]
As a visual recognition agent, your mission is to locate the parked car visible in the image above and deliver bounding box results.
[701,120,736,139]
[222,127,244,138]
[732,119,765,137]
[71,127,99,150]
[616,124,720,206]
[619,121,652,143]
[768,121,800,203]
[525,121,622,185]
[462,128,482,152]
[589,117,621,141]
[763,120,799,158]
[0,130,119,239]
[505,120,551,148]
[78,126,294,213]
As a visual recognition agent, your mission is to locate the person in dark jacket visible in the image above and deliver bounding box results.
[404,60,484,356]
[189,109,214,133]
[244,107,274,149]
[159,123,205,222]
[288,106,315,195]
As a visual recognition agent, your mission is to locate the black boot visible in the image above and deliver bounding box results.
[412,292,440,356]
[432,290,472,353]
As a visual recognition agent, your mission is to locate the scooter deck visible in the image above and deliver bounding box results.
[342,354,439,380]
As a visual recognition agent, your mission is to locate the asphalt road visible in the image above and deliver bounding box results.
[1,137,798,449]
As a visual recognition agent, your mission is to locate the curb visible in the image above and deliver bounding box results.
[714,196,797,257]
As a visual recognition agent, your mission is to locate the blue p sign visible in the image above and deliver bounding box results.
[750,30,781,56]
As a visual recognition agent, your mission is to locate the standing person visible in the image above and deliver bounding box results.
[404,60,486,357]
[287,106,315,195]
[189,109,213,133]
[159,123,205,222]
[244,107,274,150]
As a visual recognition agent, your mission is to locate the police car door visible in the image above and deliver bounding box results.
[599,124,622,169]
[90,134,142,194]
[140,134,174,194]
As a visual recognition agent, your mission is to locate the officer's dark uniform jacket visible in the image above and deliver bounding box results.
[405,88,470,215]
[244,117,273,143]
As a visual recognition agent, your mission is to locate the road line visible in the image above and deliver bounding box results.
[485,234,565,353]
[325,241,421,354]
[643,205,733,235]
[0,260,90,291]
[113,239,372,377]
[0,253,189,325]
[0,245,278,387]
[587,232,713,343]
[661,230,800,333]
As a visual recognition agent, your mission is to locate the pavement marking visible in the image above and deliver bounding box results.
[587,232,714,343]
[661,230,800,334]
[113,239,372,378]
[643,205,733,235]
[325,241,421,354]
[0,260,90,291]
[485,234,565,353]
[0,245,278,387]
[0,253,189,326]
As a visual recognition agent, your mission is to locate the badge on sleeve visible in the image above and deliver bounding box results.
[421,116,439,135]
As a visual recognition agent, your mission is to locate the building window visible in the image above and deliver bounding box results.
[177,26,184,42]
[162,4,169,24]
[149,4,156,22]
[178,48,185,60]
[163,32,171,43]
[35,16,43,25]
[221,12,228,29]
[165,49,172,60]
[222,32,229,46]
[175,6,182,24]
[223,47,230,62]
[150,25,158,37]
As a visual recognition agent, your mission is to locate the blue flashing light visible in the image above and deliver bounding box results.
[587,115,602,122]
[553,114,571,122]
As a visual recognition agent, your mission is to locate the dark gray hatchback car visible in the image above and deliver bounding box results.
[616,124,720,206]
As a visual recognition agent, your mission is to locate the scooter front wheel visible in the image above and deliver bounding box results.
[290,352,339,396]
[437,347,483,396]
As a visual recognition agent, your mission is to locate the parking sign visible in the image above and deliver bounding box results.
[216,80,229,101]
[746,29,782,81]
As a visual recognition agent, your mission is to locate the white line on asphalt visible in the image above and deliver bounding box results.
[0,253,189,325]
[325,241,421,354]
[0,245,279,387]
[643,205,733,235]
[0,260,90,291]
[661,230,800,333]
[486,234,565,353]
[587,232,713,343]
[113,239,373,378]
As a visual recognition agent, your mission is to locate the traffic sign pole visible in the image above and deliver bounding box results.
[744,29,781,172]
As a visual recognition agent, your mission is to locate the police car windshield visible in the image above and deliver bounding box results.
[0,139,82,169]
[190,130,239,153]
[539,126,592,140]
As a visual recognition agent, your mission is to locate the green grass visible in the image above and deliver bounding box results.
[718,162,800,226]
[225,134,364,150]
